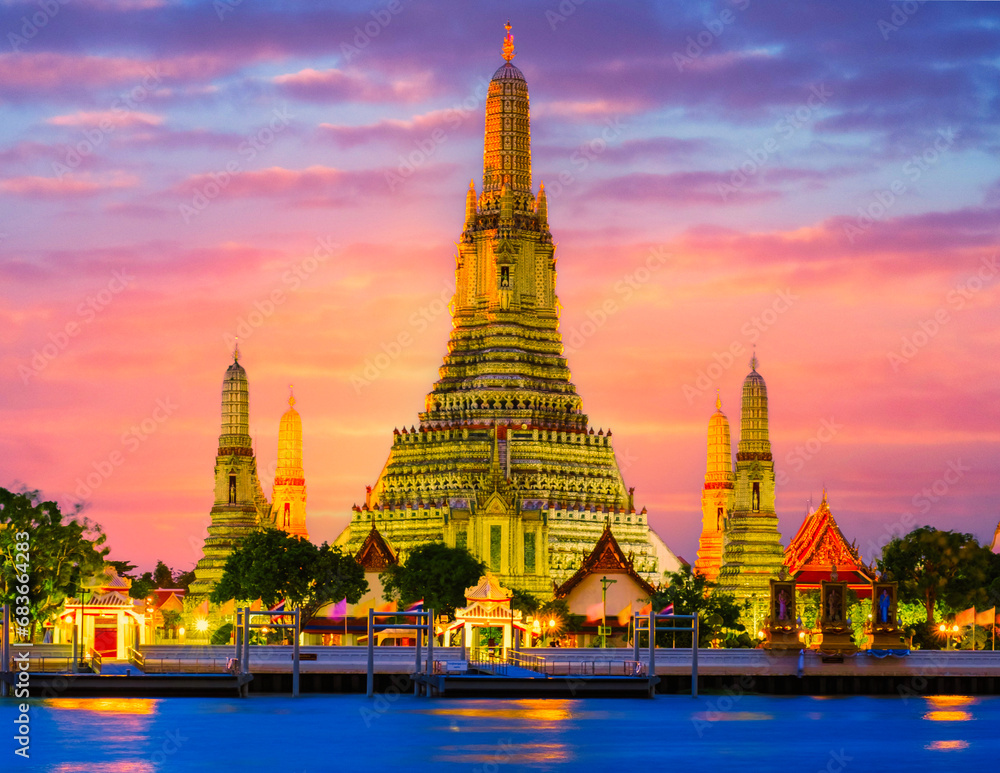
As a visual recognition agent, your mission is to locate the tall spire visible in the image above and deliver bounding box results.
[482,20,531,195]
[695,396,735,583]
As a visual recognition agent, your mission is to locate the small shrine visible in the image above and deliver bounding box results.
[55,565,147,659]
[765,578,800,650]
[555,523,657,646]
[442,574,527,656]
[870,581,904,650]
[784,493,872,596]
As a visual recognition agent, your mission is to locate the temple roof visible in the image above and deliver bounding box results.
[354,524,397,570]
[555,524,656,598]
[464,572,512,601]
[784,493,872,586]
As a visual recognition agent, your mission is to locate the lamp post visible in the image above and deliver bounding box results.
[599,576,616,649]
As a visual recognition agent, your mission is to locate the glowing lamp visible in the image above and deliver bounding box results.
[178,627,185,637]
[952,625,959,633]
[195,619,209,633]
[548,619,556,629]
[939,624,947,632]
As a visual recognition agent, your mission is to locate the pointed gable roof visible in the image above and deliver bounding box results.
[784,494,872,587]
[355,524,397,570]
[555,524,655,598]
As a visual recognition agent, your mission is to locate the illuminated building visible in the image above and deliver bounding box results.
[271,390,309,540]
[190,348,308,597]
[784,492,872,595]
[715,356,785,599]
[335,24,680,596]
[693,395,735,583]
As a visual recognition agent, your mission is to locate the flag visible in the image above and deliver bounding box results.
[406,599,424,612]
[268,600,286,612]
[638,602,652,615]
[328,598,348,621]
[376,599,398,613]
[659,603,675,616]
[955,606,976,627]
[617,601,633,627]
[585,601,604,623]
[196,598,209,615]
[250,599,262,611]
[976,607,996,627]
[219,599,235,616]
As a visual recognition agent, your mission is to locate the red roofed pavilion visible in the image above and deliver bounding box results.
[784,493,873,597]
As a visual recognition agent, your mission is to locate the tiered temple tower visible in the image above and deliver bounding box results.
[190,347,271,597]
[271,389,308,540]
[716,356,785,600]
[335,24,680,595]
[693,395,735,583]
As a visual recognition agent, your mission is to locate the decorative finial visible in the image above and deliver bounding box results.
[502,20,515,62]
[716,390,722,411]
[288,384,296,408]
[749,346,758,372]
[233,339,240,362]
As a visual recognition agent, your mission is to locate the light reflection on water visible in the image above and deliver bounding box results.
[21,693,998,771]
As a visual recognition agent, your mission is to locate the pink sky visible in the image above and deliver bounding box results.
[1,1,998,575]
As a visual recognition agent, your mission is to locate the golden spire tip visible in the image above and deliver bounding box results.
[502,20,515,62]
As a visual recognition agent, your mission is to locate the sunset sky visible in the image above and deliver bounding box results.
[2,0,998,576]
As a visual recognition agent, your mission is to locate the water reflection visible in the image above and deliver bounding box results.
[926,741,970,751]
[50,765,155,773]
[46,699,158,715]
[433,741,570,764]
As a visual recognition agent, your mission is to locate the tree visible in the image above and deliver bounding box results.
[509,587,541,617]
[0,487,108,640]
[211,529,368,626]
[878,526,998,623]
[380,543,486,618]
[153,560,174,588]
[647,566,747,647]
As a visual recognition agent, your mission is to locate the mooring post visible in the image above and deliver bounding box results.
[692,615,699,698]
[414,612,422,696]
[1,605,8,698]
[426,609,434,694]
[649,613,656,697]
[366,608,374,698]
[292,608,300,698]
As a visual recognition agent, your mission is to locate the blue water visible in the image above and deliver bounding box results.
[12,694,1000,771]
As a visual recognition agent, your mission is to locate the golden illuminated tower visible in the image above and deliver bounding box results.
[694,395,735,583]
[716,356,785,602]
[335,23,681,595]
[271,388,308,540]
[190,346,270,597]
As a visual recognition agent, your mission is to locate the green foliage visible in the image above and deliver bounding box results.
[647,566,747,647]
[173,569,196,592]
[211,529,368,625]
[0,487,108,639]
[153,561,174,588]
[211,623,234,646]
[509,587,541,616]
[380,543,486,618]
[128,573,156,600]
[878,526,998,623]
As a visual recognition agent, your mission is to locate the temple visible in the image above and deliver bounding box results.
[693,395,734,583]
[715,356,785,600]
[334,23,680,596]
[784,492,872,596]
[190,348,309,598]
